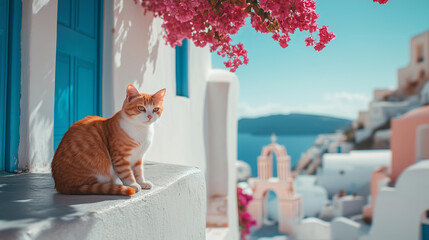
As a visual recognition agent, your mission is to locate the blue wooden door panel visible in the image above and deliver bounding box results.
[57,0,71,27]
[54,53,72,149]
[76,58,97,121]
[76,0,96,38]
[54,0,101,149]
[57,26,96,60]
[0,0,10,171]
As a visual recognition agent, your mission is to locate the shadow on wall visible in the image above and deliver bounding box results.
[0,174,128,239]
[105,0,162,116]
[19,63,54,172]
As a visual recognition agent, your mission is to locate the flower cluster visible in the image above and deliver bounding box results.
[139,0,386,72]
[373,0,389,4]
[237,187,257,240]
[255,0,335,51]
[138,0,249,72]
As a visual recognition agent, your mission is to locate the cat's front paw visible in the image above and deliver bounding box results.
[138,181,153,190]
[128,183,142,193]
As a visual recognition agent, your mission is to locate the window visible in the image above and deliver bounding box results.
[175,39,189,97]
[417,45,424,63]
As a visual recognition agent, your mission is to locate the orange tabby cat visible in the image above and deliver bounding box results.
[51,85,165,196]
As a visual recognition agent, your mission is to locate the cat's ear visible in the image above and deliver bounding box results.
[152,88,166,101]
[126,84,140,102]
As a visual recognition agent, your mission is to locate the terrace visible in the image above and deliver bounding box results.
[0,162,206,239]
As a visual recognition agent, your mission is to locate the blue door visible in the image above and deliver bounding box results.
[0,0,21,172]
[54,0,103,149]
[0,0,10,171]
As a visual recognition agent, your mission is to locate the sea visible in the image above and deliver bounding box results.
[238,133,318,177]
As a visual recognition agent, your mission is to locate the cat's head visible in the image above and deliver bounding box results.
[122,85,166,125]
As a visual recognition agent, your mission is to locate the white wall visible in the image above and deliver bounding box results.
[368,100,415,130]
[294,218,331,240]
[317,150,391,197]
[295,176,329,217]
[205,70,239,239]
[360,160,429,240]
[331,217,361,240]
[19,0,58,172]
[417,125,429,160]
[420,81,429,104]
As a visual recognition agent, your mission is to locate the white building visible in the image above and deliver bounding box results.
[0,1,239,239]
[331,160,429,240]
[354,31,429,146]
[316,150,391,197]
[420,81,429,105]
[397,31,429,96]
[360,160,429,240]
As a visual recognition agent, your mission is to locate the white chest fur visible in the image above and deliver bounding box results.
[119,117,154,164]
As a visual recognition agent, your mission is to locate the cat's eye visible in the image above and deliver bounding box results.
[153,107,160,113]
[138,106,146,112]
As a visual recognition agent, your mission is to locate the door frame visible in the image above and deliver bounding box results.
[1,0,22,172]
[97,1,103,115]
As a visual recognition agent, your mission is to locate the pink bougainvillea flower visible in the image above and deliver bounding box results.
[272,32,281,41]
[237,186,257,240]
[314,42,326,51]
[139,0,386,72]
[373,0,389,4]
[305,36,315,46]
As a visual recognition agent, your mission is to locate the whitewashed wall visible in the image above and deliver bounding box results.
[205,70,239,239]
[19,0,58,172]
[360,160,429,240]
[317,150,391,197]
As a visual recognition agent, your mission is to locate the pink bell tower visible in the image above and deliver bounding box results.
[248,134,302,234]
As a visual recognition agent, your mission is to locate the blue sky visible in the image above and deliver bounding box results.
[211,0,429,120]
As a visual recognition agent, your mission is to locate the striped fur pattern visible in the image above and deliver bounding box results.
[51,85,166,196]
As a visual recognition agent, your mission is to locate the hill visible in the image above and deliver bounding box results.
[238,113,352,135]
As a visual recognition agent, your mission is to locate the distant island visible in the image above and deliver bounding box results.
[238,113,352,135]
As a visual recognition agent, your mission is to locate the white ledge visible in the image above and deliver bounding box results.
[0,162,206,240]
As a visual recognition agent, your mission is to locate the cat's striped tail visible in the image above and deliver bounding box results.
[69,183,135,196]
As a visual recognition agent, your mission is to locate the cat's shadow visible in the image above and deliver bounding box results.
[0,173,132,237]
